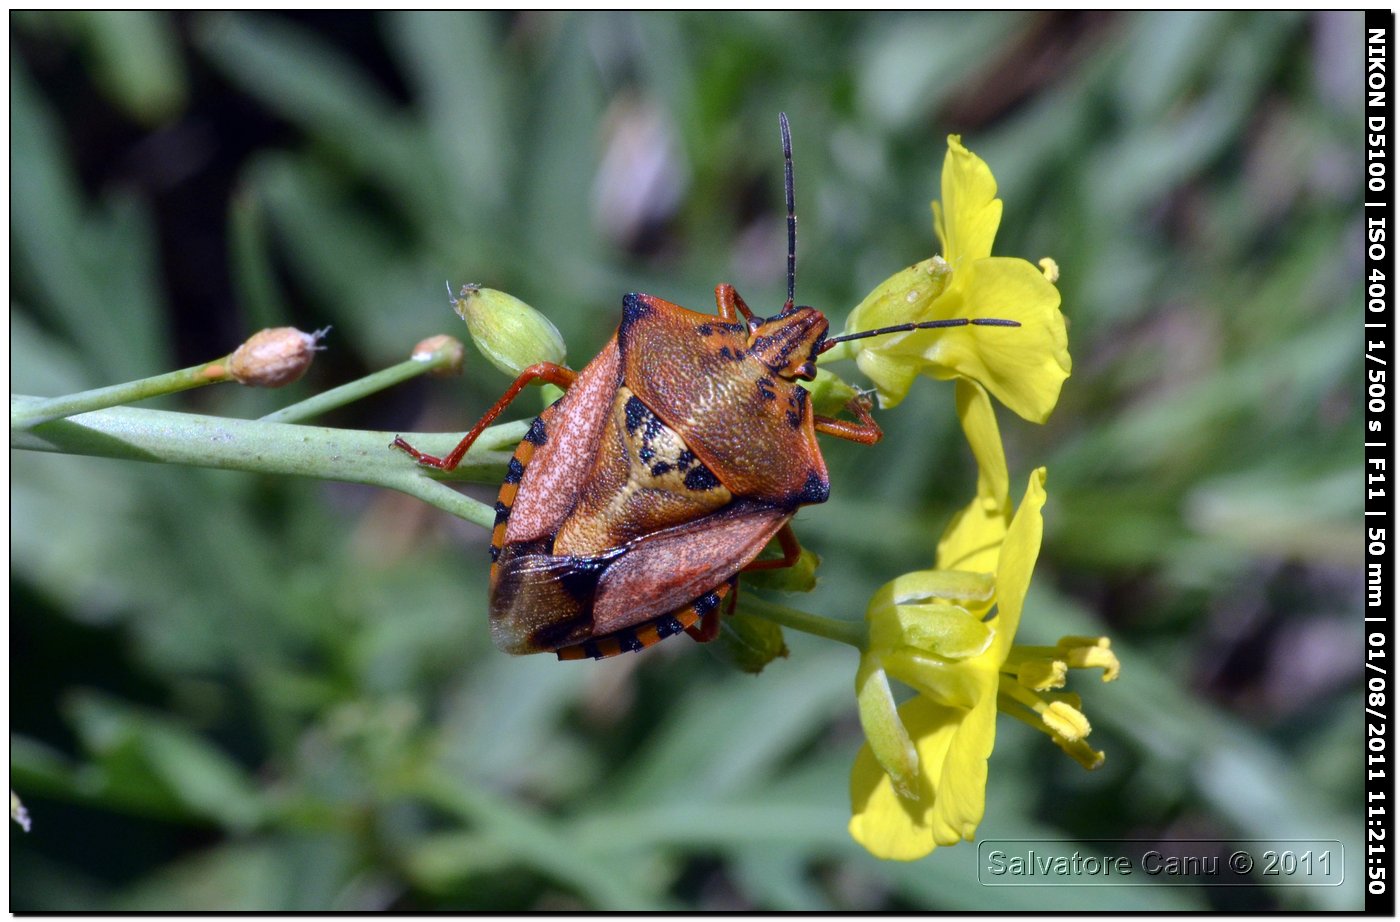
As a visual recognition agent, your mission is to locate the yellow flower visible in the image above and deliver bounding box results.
[837,136,1070,422]
[848,470,1119,861]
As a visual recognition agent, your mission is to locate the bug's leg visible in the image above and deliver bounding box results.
[813,395,882,446]
[392,362,578,471]
[740,523,802,571]
[683,525,801,646]
[685,579,735,643]
[714,283,755,324]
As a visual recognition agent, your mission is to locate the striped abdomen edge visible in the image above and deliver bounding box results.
[556,582,732,661]
[488,429,537,587]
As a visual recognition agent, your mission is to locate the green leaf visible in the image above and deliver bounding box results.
[71,11,188,123]
[64,692,264,830]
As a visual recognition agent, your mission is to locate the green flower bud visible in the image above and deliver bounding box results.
[742,547,821,593]
[452,284,566,377]
[804,367,861,419]
[711,608,789,675]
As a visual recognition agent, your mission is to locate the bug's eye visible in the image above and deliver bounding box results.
[796,362,817,380]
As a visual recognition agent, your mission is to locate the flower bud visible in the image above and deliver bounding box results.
[412,334,466,377]
[741,547,820,593]
[804,368,860,419]
[452,285,566,377]
[710,607,789,675]
[229,327,325,387]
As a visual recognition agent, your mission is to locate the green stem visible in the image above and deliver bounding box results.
[10,357,234,429]
[260,346,459,424]
[740,595,867,650]
[10,395,528,528]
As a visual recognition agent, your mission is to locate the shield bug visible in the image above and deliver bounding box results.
[394,114,1019,660]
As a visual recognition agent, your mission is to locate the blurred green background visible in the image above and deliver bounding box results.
[10,11,1365,911]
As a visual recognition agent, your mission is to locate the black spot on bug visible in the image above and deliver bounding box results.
[684,464,722,492]
[786,386,807,427]
[621,292,652,322]
[694,592,721,615]
[582,641,604,660]
[494,501,512,526]
[504,456,524,484]
[676,449,696,470]
[553,546,626,605]
[656,616,685,638]
[697,323,713,336]
[619,632,645,653]
[525,417,548,445]
[794,471,830,505]
[651,463,672,477]
[624,396,647,434]
[757,377,777,400]
[638,447,655,463]
[489,544,501,562]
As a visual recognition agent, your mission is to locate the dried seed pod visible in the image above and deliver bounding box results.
[412,334,466,377]
[229,327,326,387]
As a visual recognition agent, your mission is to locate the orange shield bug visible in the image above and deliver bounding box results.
[394,114,1018,660]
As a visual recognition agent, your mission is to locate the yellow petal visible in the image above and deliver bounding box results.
[936,135,1002,267]
[849,739,937,860]
[989,468,1048,656]
[905,258,1070,423]
[936,494,1009,574]
[928,697,996,844]
[849,695,994,860]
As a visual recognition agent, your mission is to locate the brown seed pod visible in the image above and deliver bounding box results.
[229,327,326,388]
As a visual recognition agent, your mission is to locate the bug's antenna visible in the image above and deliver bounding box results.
[820,316,1021,351]
[779,112,796,314]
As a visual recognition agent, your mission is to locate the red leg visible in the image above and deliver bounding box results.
[814,395,882,445]
[741,523,802,571]
[392,362,577,471]
[685,525,802,644]
[715,283,755,325]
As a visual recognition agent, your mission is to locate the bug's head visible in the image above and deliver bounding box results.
[748,306,827,381]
